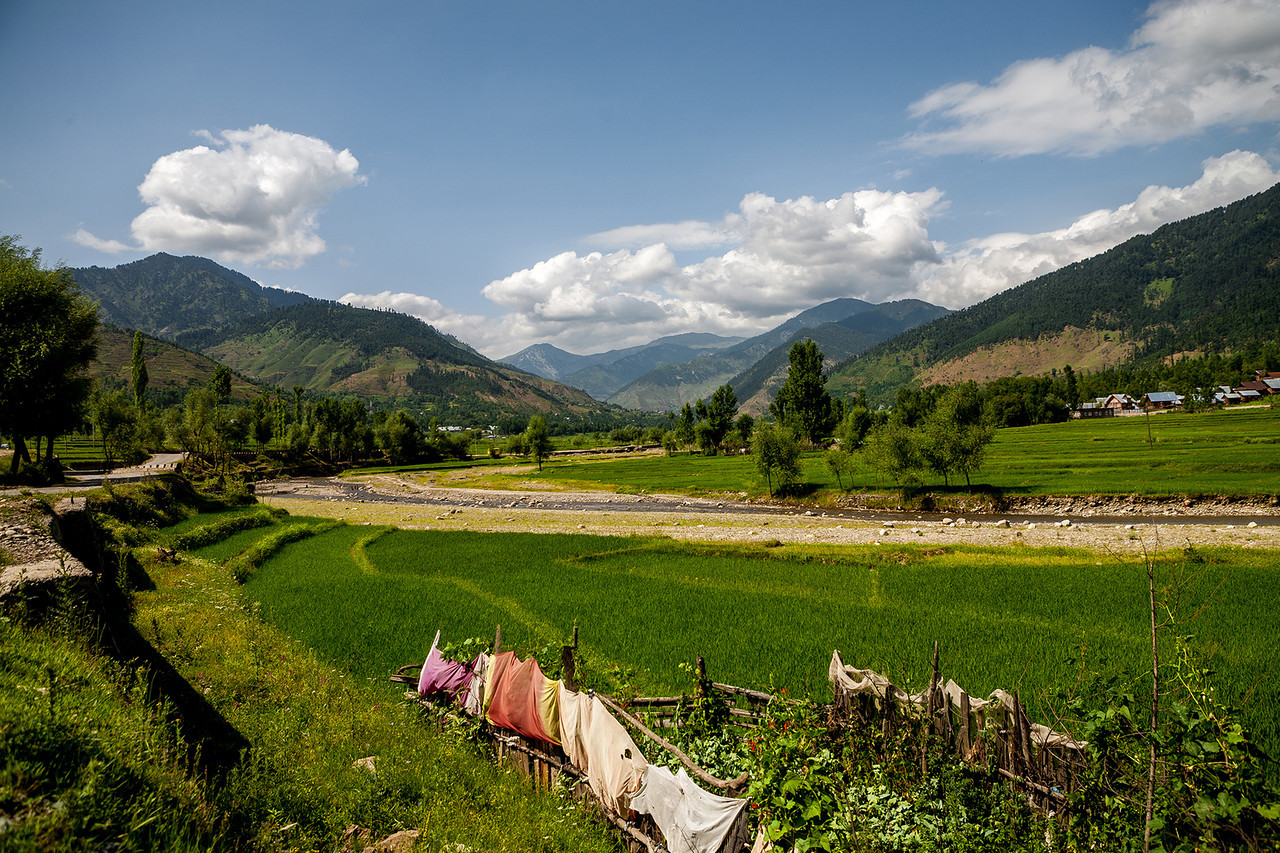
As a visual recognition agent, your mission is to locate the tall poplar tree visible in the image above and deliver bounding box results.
[769,339,835,444]
[131,330,149,410]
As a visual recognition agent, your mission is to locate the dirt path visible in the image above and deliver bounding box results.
[256,475,1280,555]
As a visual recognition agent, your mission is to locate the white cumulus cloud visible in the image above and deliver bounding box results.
[373,188,947,355]
[77,125,364,268]
[674,189,945,314]
[905,0,1280,156]
[345,152,1278,358]
[585,219,741,250]
[917,150,1280,305]
[71,227,132,254]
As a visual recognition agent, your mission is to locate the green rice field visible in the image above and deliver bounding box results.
[229,523,1280,759]
[537,406,1280,497]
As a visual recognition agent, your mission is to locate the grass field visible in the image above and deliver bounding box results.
[234,524,1280,760]
[531,406,1280,498]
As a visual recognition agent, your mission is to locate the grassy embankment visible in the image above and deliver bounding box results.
[0,484,616,853]
[519,406,1280,499]
[231,521,1280,766]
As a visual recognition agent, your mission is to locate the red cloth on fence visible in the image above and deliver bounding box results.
[485,651,560,744]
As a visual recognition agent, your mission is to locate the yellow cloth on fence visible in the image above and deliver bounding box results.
[558,683,647,814]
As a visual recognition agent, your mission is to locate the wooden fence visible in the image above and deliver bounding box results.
[392,629,1086,851]
[831,643,1083,814]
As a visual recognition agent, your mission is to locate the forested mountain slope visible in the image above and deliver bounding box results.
[608,298,949,411]
[728,300,951,414]
[73,253,311,338]
[71,254,615,422]
[503,333,746,400]
[830,182,1280,403]
[91,325,260,405]
[176,301,604,420]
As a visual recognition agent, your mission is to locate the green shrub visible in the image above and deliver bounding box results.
[169,508,281,551]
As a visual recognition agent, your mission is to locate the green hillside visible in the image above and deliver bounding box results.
[609,298,950,411]
[729,300,953,413]
[92,325,259,406]
[832,182,1280,403]
[73,253,309,338]
[68,254,618,423]
[178,301,607,421]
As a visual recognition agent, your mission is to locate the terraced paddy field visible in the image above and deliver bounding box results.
[205,513,1280,764]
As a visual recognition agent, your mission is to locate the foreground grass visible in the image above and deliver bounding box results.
[0,609,227,851]
[241,525,1280,764]
[0,517,618,852]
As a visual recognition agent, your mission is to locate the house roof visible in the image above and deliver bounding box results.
[1239,389,1263,398]
[1145,391,1181,403]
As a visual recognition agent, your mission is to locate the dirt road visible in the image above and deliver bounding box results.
[256,475,1280,554]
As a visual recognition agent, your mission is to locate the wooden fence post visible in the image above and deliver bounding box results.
[562,643,577,691]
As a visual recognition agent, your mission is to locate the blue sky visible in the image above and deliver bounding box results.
[3,0,1278,357]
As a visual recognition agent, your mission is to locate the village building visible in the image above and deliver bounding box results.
[1102,393,1139,411]
[1142,391,1183,409]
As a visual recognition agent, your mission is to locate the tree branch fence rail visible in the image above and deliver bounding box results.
[391,629,1086,851]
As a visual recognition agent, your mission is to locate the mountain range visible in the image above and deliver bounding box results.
[69,181,1280,422]
[73,254,605,423]
[505,297,951,412]
[828,181,1280,404]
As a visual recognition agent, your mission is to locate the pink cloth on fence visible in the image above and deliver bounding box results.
[558,683,648,815]
[417,632,478,701]
[485,652,560,744]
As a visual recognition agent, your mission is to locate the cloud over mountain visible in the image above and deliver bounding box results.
[917,150,1280,305]
[343,152,1276,357]
[75,125,363,268]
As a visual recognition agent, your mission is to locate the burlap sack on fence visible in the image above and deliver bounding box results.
[829,651,1085,750]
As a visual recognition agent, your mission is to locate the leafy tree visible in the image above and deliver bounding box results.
[834,405,874,451]
[0,236,99,473]
[252,412,275,451]
[210,364,233,404]
[131,330,149,410]
[700,383,738,455]
[736,413,755,443]
[90,388,139,469]
[752,422,801,497]
[374,410,423,464]
[914,384,993,489]
[523,415,552,471]
[825,445,856,492]
[769,339,834,444]
[1061,363,1079,408]
[673,403,696,453]
[863,421,920,486]
[168,387,218,456]
[824,405,876,492]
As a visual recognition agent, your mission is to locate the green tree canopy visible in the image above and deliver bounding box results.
[769,339,834,444]
[0,236,99,473]
[752,422,801,497]
[694,383,739,455]
[524,415,552,471]
[131,330,149,410]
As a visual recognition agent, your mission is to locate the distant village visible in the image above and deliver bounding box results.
[1071,369,1280,418]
